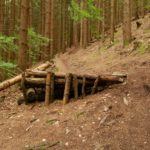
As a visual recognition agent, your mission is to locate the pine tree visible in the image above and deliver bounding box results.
[18,0,29,71]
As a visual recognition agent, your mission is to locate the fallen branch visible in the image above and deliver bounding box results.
[0,61,52,91]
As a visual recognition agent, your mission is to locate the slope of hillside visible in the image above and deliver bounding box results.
[0,15,150,150]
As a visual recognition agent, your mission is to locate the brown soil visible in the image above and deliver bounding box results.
[0,15,150,150]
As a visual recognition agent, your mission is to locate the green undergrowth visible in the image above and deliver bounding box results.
[0,60,17,78]
[137,43,149,54]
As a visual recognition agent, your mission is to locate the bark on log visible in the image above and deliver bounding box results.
[82,76,86,98]
[73,75,78,100]
[50,73,55,102]
[26,88,36,103]
[91,76,100,94]
[21,73,27,103]
[63,73,72,104]
[25,77,93,85]
[0,61,52,91]
[26,70,127,83]
[45,72,52,105]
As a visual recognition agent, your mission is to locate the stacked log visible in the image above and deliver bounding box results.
[0,61,52,91]
[20,70,127,105]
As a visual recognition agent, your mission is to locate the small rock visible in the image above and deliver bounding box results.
[123,97,129,106]
[65,128,70,134]
[81,126,84,129]
[98,117,101,121]
[26,125,33,131]
[79,134,82,137]
[42,139,46,142]
[99,114,109,126]
[104,106,109,112]
[8,136,13,139]
[36,119,40,122]
[65,142,69,146]
[144,141,147,144]
[54,121,59,126]
[25,145,29,148]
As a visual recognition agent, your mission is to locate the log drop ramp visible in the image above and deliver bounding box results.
[20,70,127,105]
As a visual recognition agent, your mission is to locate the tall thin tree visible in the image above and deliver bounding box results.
[18,0,30,71]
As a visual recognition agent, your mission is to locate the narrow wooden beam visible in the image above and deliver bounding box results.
[50,72,55,102]
[91,76,100,94]
[82,76,86,98]
[26,70,127,83]
[73,75,78,100]
[21,73,27,104]
[63,73,72,104]
[45,72,51,105]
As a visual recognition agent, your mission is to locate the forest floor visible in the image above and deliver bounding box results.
[0,15,150,150]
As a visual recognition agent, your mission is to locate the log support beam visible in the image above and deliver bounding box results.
[91,76,100,94]
[73,75,78,100]
[63,73,72,105]
[82,76,86,98]
[45,72,55,105]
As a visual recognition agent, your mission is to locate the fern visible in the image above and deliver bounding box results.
[0,34,18,52]
[28,28,49,63]
[0,60,17,78]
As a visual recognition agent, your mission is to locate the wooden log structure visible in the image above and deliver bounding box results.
[20,70,127,105]
[63,73,72,104]
[73,75,78,100]
[82,76,86,98]
[45,72,55,105]
[45,72,51,105]
[25,70,127,83]
[0,61,52,91]
[91,76,100,94]
[21,73,27,103]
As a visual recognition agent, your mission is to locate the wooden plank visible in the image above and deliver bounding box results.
[73,75,78,100]
[21,73,27,103]
[82,76,86,98]
[91,76,100,94]
[26,70,127,83]
[45,72,51,105]
[63,73,72,104]
[50,72,55,102]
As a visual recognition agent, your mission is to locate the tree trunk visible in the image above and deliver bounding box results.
[18,0,30,71]
[110,0,115,42]
[123,0,132,47]
[0,0,4,33]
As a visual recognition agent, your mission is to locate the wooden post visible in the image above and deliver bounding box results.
[82,76,86,98]
[63,73,72,104]
[73,75,78,100]
[45,72,51,105]
[21,72,27,104]
[50,72,55,102]
[91,76,100,94]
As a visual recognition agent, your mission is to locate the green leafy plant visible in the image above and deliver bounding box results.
[0,34,18,53]
[138,43,149,54]
[28,28,49,63]
[0,34,18,78]
[0,60,16,78]
[69,0,102,22]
